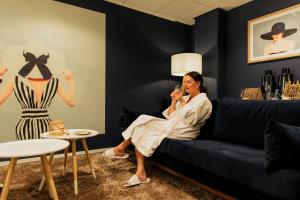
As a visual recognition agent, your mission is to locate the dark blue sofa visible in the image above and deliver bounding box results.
[117,98,300,200]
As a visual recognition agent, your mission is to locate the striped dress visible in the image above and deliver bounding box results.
[13,76,59,140]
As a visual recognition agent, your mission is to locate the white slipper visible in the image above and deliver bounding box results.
[103,148,129,159]
[124,175,150,187]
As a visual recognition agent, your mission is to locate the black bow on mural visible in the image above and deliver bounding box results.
[18,51,52,79]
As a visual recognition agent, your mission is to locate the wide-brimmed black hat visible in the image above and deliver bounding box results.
[260,22,297,40]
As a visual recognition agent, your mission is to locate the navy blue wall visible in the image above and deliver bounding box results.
[226,0,300,97]
[55,0,190,149]
[193,9,226,99]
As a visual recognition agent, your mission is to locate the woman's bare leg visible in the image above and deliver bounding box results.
[113,138,131,156]
[135,148,147,181]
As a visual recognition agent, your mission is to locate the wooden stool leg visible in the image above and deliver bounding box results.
[40,155,58,200]
[0,158,17,200]
[81,139,96,178]
[72,140,78,195]
[38,153,55,192]
[63,148,68,176]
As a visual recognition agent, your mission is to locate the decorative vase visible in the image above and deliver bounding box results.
[278,68,293,94]
[261,70,276,97]
[273,89,281,100]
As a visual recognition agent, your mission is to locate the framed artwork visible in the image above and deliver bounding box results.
[248,4,300,63]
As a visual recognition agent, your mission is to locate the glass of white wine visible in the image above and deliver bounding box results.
[173,84,185,96]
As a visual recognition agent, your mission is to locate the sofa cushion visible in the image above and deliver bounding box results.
[264,119,300,173]
[166,139,300,199]
[212,99,300,149]
[153,138,173,155]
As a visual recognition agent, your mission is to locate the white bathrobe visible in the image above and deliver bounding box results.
[122,93,212,157]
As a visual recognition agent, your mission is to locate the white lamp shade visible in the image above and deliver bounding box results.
[171,53,202,76]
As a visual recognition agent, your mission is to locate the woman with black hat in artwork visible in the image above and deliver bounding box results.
[0,44,75,140]
[261,22,297,55]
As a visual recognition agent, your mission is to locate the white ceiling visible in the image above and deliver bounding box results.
[105,0,252,25]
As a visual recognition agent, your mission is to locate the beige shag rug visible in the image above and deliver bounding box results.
[0,153,224,200]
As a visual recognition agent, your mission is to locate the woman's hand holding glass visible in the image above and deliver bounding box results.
[171,89,182,102]
[167,88,181,116]
[171,84,187,106]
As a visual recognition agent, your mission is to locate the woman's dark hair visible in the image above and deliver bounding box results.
[185,71,208,94]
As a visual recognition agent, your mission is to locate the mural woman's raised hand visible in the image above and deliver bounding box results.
[0,66,13,106]
[57,69,75,107]
[0,67,8,77]
[63,69,73,81]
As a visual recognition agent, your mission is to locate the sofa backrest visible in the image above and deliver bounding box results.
[211,98,300,149]
[197,100,218,139]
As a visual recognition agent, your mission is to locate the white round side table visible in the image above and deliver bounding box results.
[40,129,100,195]
[0,139,69,200]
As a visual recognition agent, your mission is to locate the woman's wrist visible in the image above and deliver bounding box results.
[178,97,185,104]
[171,99,177,105]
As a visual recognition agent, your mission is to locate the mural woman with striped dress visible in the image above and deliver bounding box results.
[0,51,75,140]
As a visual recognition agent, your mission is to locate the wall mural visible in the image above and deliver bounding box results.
[0,0,106,142]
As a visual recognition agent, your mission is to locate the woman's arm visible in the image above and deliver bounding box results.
[177,98,212,127]
[178,96,187,107]
[0,67,14,106]
[167,100,176,116]
[57,70,75,107]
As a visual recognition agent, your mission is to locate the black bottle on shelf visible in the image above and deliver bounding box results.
[261,70,276,96]
[278,68,293,94]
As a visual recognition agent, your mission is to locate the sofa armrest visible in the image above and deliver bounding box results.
[115,109,164,134]
[115,113,126,134]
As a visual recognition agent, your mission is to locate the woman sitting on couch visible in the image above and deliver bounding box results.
[104,71,212,186]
